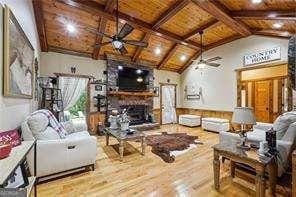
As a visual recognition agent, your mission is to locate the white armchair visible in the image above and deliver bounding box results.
[21,113,97,179]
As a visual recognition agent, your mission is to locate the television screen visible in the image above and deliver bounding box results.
[117,67,149,91]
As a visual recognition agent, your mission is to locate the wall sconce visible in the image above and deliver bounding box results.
[70,66,76,74]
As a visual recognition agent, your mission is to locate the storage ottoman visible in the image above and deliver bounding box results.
[202,117,230,133]
[179,114,201,127]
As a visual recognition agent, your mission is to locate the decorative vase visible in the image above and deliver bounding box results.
[120,122,129,131]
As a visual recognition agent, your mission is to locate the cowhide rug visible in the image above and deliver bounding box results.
[145,132,202,163]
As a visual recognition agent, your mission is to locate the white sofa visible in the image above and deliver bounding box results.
[220,119,296,177]
[21,113,97,178]
[179,114,201,127]
[202,117,230,133]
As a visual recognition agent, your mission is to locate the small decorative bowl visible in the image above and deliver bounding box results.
[0,144,12,160]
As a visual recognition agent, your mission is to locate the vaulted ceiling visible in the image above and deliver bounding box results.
[33,0,295,73]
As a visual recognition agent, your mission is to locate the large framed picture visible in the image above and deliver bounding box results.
[3,5,34,98]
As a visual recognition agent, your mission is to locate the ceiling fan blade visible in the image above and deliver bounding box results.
[118,46,128,55]
[206,62,220,67]
[117,23,134,39]
[85,27,113,40]
[206,56,222,62]
[124,40,148,48]
[93,41,112,48]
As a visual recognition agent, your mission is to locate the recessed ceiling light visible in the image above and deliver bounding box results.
[155,47,161,55]
[137,77,143,82]
[136,69,142,74]
[66,24,76,33]
[273,22,283,29]
[252,0,262,4]
[118,65,123,70]
[180,55,187,61]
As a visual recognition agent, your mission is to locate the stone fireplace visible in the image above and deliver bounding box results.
[106,57,154,126]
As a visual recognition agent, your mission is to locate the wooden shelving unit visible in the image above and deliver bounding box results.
[0,140,37,197]
[107,91,155,97]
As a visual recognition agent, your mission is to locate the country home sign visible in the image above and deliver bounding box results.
[244,46,281,66]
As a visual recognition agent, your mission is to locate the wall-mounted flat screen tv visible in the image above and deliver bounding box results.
[117,66,149,92]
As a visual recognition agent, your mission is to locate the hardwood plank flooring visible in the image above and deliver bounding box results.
[37,125,289,196]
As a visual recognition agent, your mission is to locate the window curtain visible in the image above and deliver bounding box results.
[59,76,88,111]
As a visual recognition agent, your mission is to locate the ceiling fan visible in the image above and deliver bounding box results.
[86,0,148,55]
[193,31,222,69]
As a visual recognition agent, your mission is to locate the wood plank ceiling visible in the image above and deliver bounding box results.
[33,0,296,73]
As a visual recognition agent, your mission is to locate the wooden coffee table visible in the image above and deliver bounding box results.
[104,128,146,161]
[212,143,277,197]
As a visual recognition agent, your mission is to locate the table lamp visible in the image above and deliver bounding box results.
[232,107,256,150]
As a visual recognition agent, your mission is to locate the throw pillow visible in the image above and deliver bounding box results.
[281,122,296,142]
[27,113,49,135]
[34,126,60,140]
[273,112,296,139]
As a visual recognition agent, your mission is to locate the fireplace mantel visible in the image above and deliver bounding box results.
[107,91,155,97]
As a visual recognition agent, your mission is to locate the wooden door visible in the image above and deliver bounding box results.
[254,80,272,123]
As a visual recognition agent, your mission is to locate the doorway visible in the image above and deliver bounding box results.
[160,84,177,124]
[236,62,292,123]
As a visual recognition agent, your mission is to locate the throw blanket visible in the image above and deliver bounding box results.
[31,110,67,138]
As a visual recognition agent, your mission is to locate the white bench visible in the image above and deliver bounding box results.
[179,114,201,127]
[202,117,230,133]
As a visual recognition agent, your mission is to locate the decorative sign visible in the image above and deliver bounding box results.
[244,46,281,66]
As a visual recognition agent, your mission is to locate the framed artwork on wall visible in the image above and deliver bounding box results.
[3,5,35,98]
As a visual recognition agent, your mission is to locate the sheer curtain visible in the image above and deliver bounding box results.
[59,76,88,110]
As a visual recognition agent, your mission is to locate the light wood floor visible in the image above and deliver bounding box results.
[37,125,289,197]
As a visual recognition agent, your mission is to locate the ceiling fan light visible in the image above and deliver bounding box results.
[197,62,206,69]
[112,40,123,49]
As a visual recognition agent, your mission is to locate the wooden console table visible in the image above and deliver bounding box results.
[213,143,277,197]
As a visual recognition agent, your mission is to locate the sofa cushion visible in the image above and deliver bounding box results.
[66,131,90,140]
[281,122,296,142]
[61,121,76,134]
[273,111,296,139]
[27,113,49,135]
[35,126,60,140]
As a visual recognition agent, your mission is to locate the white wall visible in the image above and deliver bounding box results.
[181,35,289,111]
[40,52,107,80]
[0,0,40,130]
[153,70,181,109]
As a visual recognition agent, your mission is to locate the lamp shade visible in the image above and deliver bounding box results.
[232,107,256,125]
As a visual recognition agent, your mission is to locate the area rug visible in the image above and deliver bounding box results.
[145,132,202,163]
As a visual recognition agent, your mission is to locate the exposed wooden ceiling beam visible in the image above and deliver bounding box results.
[231,10,296,21]
[131,33,151,62]
[152,0,190,29]
[205,34,242,50]
[183,19,219,40]
[252,29,293,39]
[48,46,93,58]
[132,0,190,62]
[93,0,116,59]
[192,0,251,36]
[32,0,48,52]
[57,0,201,50]
[157,44,178,69]
[178,51,201,73]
